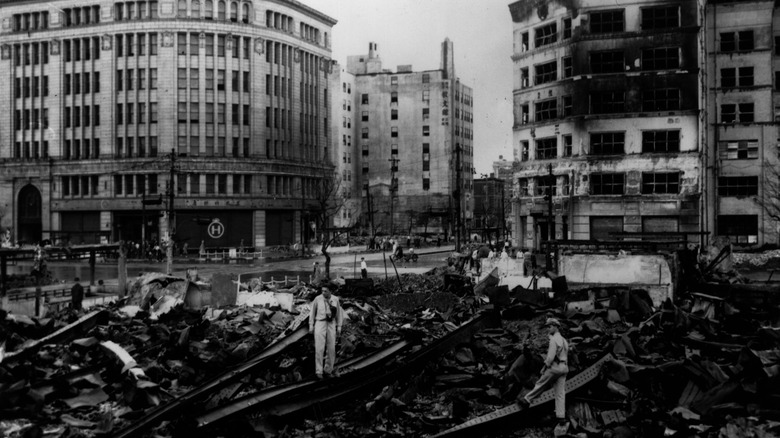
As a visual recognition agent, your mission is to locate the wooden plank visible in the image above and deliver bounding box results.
[3,310,107,363]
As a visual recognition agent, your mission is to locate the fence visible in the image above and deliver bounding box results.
[236,271,312,294]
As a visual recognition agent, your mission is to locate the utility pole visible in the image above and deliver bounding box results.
[546,163,554,270]
[166,150,176,275]
[389,158,399,236]
[454,143,462,251]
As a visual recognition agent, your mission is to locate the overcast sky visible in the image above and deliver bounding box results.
[305,0,515,175]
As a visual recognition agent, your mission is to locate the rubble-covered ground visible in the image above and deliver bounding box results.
[1,258,780,438]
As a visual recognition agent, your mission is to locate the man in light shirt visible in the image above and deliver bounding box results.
[518,318,569,427]
[309,286,344,379]
[360,257,368,278]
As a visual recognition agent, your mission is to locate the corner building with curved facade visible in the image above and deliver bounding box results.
[508,0,703,249]
[0,0,335,247]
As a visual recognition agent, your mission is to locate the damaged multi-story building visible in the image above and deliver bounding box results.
[346,40,474,238]
[508,0,704,249]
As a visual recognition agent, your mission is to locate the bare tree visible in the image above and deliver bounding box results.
[311,170,358,279]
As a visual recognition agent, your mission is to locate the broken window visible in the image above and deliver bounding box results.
[642,130,680,153]
[535,61,557,85]
[590,50,624,74]
[642,88,680,111]
[590,10,624,34]
[720,31,754,52]
[721,67,753,87]
[521,67,529,88]
[590,216,624,240]
[590,91,624,114]
[517,178,529,196]
[537,175,556,196]
[718,214,758,244]
[590,173,624,195]
[718,176,758,197]
[536,137,557,159]
[590,132,625,155]
[642,172,680,194]
[562,56,572,78]
[562,134,573,156]
[739,67,754,86]
[641,6,678,30]
[535,99,557,121]
[534,22,557,48]
[721,103,754,123]
[520,140,529,161]
[642,47,679,70]
[562,95,572,117]
[563,17,572,39]
[718,139,758,159]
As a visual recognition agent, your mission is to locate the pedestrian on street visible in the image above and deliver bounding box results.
[309,286,344,379]
[71,277,84,311]
[360,257,368,279]
[518,318,569,427]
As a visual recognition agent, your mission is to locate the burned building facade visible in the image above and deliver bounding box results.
[0,0,335,248]
[508,0,703,249]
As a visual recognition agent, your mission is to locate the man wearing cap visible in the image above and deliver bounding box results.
[519,317,569,426]
[309,286,344,379]
[360,257,368,279]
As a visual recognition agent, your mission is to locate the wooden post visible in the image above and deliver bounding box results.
[89,250,96,286]
[118,243,128,298]
[35,286,42,317]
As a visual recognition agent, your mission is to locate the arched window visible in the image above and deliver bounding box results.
[230,2,238,22]
[192,0,200,18]
[177,0,187,17]
[218,0,226,20]
[241,3,250,24]
[204,0,213,19]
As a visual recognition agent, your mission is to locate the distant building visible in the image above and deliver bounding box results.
[508,0,703,249]
[473,175,507,243]
[0,0,336,248]
[346,40,474,239]
[328,63,360,229]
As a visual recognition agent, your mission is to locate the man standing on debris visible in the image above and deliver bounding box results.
[309,286,344,379]
[360,257,368,278]
[518,318,569,426]
[71,278,84,311]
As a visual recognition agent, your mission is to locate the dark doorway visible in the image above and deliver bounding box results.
[266,211,294,246]
[17,185,42,245]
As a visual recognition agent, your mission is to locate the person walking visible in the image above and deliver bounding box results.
[71,278,84,311]
[518,318,569,427]
[360,257,368,279]
[309,286,344,379]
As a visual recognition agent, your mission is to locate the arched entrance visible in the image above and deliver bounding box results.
[18,184,42,245]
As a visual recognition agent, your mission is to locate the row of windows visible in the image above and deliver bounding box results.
[14,109,50,131]
[116,103,159,125]
[63,37,102,63]
[520,130,680,161]
[174,136,248,157]
[13,142,49,160]
[64,139,102,160]
[178,103,248,125]
[116,137,159,158]
[62,6,101,27]
[65,73,101,95]
[117,69,158,91]
[176,33,250,58]
[64,106,101,128]
[525,6,679,51]
[12,12,48,32]
[116,33,160,57]
[14,76,50,99]
[177,0,252,24]
[360,125,433,139]
[114,1,159,21]
[522,89,680,122]
[518,172,681,196]
[12,42,50,66]
[62,175,100,197]
[178,68,247,92]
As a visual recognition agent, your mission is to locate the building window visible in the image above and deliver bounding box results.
[718,176,758,197]
[590,91,624,114]
[642,130,680,153]
[534,61,557,85]
[422,73,430,83]
[536,137,557,160]
[562,135,572,157]
[520,141,529,161]
[562,56,572,78]
[361,93,369,104]
[591,173,625,195]
[721,103,754,123]
[643,88,679,111]
[391,91,398,103]
[391,127,398,137]
[718,215,758,244]
[719,140,758,159]
[362,128,368,139]
[422,90,430,102]
[422,125,430,136]
[534,22,557,48]
[562,17,572,39]
[391,76,398,86]
[721,67,754,88]
[721,31,754,52]
[537,175,556,197]
[535,98,557,121]
[590,10,624,34]
[562,95,572,117]
[642,47,679,71]
[642,172,680,194]
[422,108,429,120]
[590,50,624,74]
[391,109,398,120]
[641,6,678,30]
[590,132,624,155]
[422,178,430,190]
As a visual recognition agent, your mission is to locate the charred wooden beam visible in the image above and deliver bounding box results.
[2,310,108,363]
